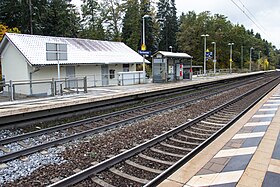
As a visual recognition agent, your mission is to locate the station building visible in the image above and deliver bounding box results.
[0,33,147,95]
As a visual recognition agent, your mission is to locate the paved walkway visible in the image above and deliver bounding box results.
[159,83,280,187]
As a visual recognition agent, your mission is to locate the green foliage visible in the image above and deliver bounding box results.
[177,11,279,70]
[79,0,105,40]
[0,0,80,37]
[122,0,141,51]
[156,0,178,51]
[0,23,21,41]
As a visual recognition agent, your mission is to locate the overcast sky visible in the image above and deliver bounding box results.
[72,0,280,49]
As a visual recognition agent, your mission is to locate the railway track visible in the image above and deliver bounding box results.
[47,76,280,187]
[0,74,274,163]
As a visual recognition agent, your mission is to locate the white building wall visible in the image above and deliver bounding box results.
[76,65,101,87]
[1,43,30,94]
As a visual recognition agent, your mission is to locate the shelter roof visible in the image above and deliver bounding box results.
[154,51,192,59]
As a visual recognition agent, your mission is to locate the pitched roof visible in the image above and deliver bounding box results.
[0,33,148,65]
[154,51,192,58]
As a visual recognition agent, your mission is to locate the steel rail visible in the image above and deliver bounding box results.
[0,76,269,163]
[0,76,264,146]
[47,77,280,187]
[144,78,280,186]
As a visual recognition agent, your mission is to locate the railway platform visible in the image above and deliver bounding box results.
[0,72,264,118]
[158,80,280,186]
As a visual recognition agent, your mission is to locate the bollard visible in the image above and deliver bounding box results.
[60,83,63,96]
[84,76,87,93]
[9,80,14,101]
[51,78,55,96]
[76,79,79,94]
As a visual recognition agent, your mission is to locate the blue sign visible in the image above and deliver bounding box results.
[138,50,151,56]
[206,51,213,61]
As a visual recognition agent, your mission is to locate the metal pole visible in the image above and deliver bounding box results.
[228,43,234,74]
[204,36,206,75]
[212,42,216,75]
[230,45,232,74]
[57,45,60,80]
[201,34,209,76]
[142,16,146,84]
[249,47,254,72]
[241,45,243,71]
[258,51,261,71]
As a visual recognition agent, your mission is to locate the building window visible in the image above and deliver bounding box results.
[110,69,115,79]
[123,64,129,72]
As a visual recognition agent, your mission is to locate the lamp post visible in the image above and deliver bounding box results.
[201,34,209,76]
[228,43,234,74]
[211,42,216,75]
[250,47,254,72]
[241,45,244,70]
[142,15,150,83]
[259,51,262,71]
[169,46,173,52]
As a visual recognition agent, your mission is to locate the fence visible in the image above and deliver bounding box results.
[0,72,147,101]
[0,77,87,101]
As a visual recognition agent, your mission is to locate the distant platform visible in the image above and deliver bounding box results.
[0,72,265,118]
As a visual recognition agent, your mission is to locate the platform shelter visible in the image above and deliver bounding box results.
[152,51,192,83]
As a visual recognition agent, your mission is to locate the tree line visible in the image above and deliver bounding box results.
[0,0,279,70]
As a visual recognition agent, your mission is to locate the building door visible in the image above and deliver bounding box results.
[66,66,76,88]
[101,64,109,86]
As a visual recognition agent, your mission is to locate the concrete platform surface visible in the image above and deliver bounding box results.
[0,72,263,118]
[158,80,280,187]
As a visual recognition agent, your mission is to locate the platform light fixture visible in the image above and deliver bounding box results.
[250,47,254,72]
[142,14,151,84]
[201,34,209,76]
[228,43,234,74]
[211,42,216,75]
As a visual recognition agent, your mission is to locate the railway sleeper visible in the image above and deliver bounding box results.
[200,120,226,126]
[212,113,234,119]
[183,129,212,138]
[169,137,200,147]
[125,160,163,174]
[204,118,230,124]
[138,153,175,166]
[189,126,216,134]
[195,123,222,131]
[91,176,116,187]
[150,147,185,158]
[206,115,230,122]
[177,133,205,142]
[109,167,149,184]
[219,112,237,117]
[160,142,193,152]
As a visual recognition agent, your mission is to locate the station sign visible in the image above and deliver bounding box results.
[139,50,151,56]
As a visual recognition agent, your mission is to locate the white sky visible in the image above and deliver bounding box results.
[72,0,280,49]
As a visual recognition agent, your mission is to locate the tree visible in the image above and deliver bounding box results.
[156,0,178,51]
[122,0,141,51]
[41,0,80,37]
[0,23,20,41]
[101,0,124,41]
[80,0,105,39]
